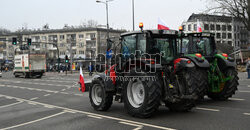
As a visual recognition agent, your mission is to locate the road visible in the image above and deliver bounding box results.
[0,71,250,130]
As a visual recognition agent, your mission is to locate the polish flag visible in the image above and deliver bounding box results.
[197,19,202,32]
[79,66,86,92]
[158,18,170,30]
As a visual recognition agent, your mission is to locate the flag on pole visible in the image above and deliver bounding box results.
[79,66,86,92]
[197,19,202,32]
[158,18,170,30]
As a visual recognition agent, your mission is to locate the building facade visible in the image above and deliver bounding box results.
[182,14,249,49]
[0,28,125,62]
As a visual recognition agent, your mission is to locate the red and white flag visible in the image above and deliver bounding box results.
[158,18,170,30]
[79,66,86,92]
[197,19,202,32]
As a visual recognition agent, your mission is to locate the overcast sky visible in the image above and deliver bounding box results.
[0,0,208,31]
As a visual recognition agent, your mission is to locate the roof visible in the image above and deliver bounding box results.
[121,29,178,36]
[0,28,126,37]
[187,13,239,23]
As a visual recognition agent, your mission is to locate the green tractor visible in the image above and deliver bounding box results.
[89,28,204,118]
[178,32,239,100]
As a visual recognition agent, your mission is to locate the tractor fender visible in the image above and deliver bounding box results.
[174,58,195,73]
[183,56,210,68]
[92,74,116,92]
[217,57,236,70]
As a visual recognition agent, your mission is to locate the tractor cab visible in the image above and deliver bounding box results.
[178,32,217,62]
[120,29,179,65]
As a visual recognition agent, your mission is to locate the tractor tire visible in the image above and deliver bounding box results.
[89,78,113,111]
[195,68,208,100]
[207,68,239,100]
[123,69,161,118]
[166,69,197,112]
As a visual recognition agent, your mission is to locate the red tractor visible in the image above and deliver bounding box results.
[89,27,204,118]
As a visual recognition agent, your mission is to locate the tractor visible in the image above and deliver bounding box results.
[178,32,239,100]
[88,24,204,118]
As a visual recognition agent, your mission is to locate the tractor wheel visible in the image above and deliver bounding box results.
[89,78,113,111]
[166,69,197,112]
[207,68,239,100]
[195,68,208,100]
[123,69,161,118]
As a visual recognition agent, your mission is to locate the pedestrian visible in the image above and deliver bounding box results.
[246,56,250,79]
[88,63,93,76]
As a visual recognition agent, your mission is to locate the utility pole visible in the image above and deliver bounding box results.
[69,35,73,74]
[132,0,135,31]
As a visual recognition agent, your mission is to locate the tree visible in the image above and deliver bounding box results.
[0,27,11,35]
[206,0,250,31]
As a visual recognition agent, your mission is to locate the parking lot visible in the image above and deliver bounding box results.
[0,71,250,130]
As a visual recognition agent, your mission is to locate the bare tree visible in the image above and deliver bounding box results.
[206,0,250,30]
[87,20,98,27]
[0,27,11,34]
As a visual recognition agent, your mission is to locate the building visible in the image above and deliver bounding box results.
[182,14,249,50]
[0,28,125,63]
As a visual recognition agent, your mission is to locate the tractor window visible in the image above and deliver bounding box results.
[137,34,146,56]
[121,35,136,58]
[150,38,176,62]
[193,37,212,56]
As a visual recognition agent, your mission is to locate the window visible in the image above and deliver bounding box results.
[222,33,226,39]
[59,51,65,55]
[210,24,215,30]
[137,34,146,56]
[79,51,84,54]
[121,34,136,58]
[193,24,197,31]
[79,42,84,48]
[72,43,76,47]
[188,24,191,31]
[204,24,209,30]
[79,34,84,39]
[228,33,232,39]
[222,25,226,31]
[183,25,186,31]
[60,43,65,47]
[228,41,232,46]
[60,35,65,40]
[217,41,221,44]
[216,33,221,38]
[228,25,232,31]
[216,25,221,31]
[41,36,47,41]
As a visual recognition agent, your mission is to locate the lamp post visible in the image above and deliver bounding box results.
[132,0,135,31]
[96,0,113,43]
[96,0,113,70]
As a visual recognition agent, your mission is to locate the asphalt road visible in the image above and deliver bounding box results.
[0,71,250,130]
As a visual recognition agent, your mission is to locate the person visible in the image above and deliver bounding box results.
[246,57,250,79]
[88,63,93,76]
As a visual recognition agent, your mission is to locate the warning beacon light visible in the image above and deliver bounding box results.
[179,26,183,31]
[139,22,143,31]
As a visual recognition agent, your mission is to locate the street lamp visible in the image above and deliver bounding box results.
[132,0,135,31]
[96,0,113,44]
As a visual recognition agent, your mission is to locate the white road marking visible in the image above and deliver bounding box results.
[1,111,66,130]
[196,107,220,112]
[43,105,55,109]
[0,94,175,130]
[119,121,143,130]
[0,101,23,109]
[29,97,38,100]
[87,115,103,119]
[248,85,250,88]
[61,89,66,91]
[44,94,50,97]
[229,98,245,101]
[243,113,250,116]
[239,90,250,93]
[60,92,69,95]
